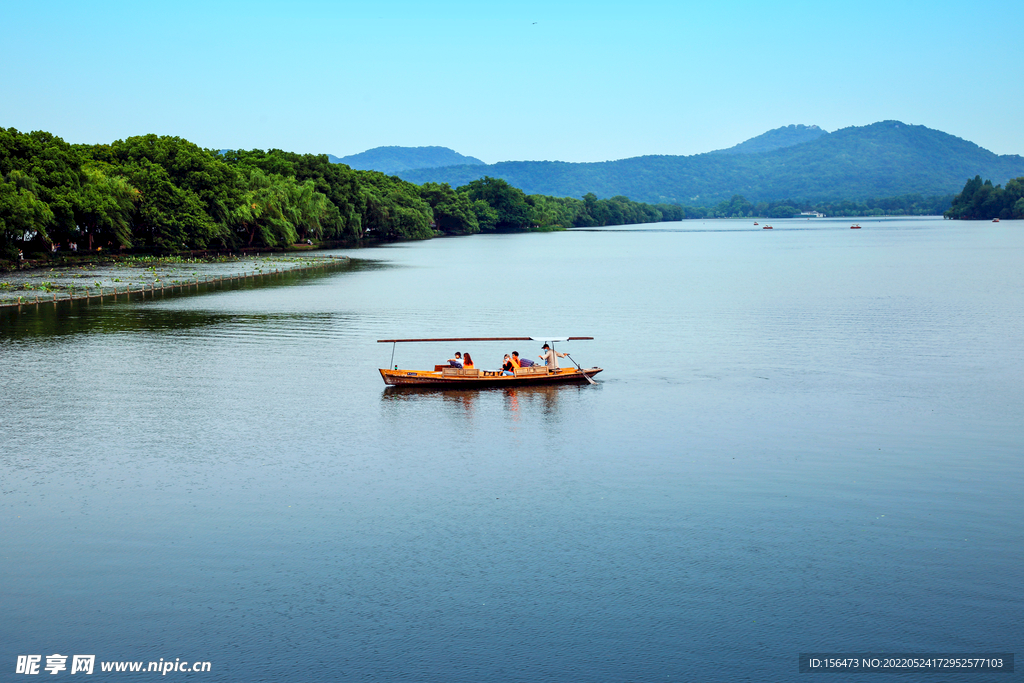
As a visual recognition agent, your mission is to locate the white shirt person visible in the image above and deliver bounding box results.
[539,343,567,369]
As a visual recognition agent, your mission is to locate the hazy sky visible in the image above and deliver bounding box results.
[4,0,1021,163]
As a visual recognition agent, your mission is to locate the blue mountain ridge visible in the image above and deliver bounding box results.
[379,122,1024,205]
[329,146,485,175]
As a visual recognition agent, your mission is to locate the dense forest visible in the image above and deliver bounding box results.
[398,121,1024,206]
[0,128,679,262]
[944,175,1024,220]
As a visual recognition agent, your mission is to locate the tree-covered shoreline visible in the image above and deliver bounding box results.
[0,127,682,262]
[944,175,1024,220]
[680,193,953,219]
[5,126,1005,265]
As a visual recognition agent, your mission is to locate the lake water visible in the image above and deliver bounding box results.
[2,217,1022,681]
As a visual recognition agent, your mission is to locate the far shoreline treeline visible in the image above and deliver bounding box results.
[678,193,954,220]
[1,126,1014,263]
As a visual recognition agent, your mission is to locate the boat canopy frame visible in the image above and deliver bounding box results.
[377,337,593,343]
[377,337,594,370]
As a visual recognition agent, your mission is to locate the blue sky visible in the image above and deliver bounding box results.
[4,0,1021,163]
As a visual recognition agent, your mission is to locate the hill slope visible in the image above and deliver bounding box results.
[330,146,485,174]
[396,122,1024,204]
[709,124,827,155]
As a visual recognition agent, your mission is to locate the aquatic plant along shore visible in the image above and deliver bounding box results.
[0,253,349,307]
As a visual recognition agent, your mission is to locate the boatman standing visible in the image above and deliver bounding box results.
[539,343,567,369]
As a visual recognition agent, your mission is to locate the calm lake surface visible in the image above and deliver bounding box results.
[2,217,1022,681]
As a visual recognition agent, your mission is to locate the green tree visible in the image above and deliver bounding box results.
[944,175,1024,220]
[471,199,498,232]
[526,194,583,229]
[126,159,221,250]
[357,171,434,240]
[224,150,364,242]
[0,171,54,259]
[99,135,240,228]
[227,168,337,247]
[0,128,86,242]
[459,177,531,231]
[73,165,139,249]
[419,182,480,234]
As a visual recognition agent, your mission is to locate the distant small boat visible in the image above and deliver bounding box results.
[763,225,772,229]
[851,224,861,229]
[992,218,1000,222]
[753,222,759,225]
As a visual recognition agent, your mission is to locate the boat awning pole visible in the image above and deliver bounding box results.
[390,341,396,369]
[377,337,593,343]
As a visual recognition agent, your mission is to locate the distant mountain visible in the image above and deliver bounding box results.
[709,124,827,155]
[396,122,1024,205]
[329,146,485,174]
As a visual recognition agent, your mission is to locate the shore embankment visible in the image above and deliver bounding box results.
[0,252,350,308]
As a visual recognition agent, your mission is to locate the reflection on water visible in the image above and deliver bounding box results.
[381,382,588,417]
[0,257,385,341]
[0,302,361,346]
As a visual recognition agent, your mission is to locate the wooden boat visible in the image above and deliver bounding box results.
[763,225,773,229]
[992,218,1000,222]
[851,224,861,229]
[378,336,602,387]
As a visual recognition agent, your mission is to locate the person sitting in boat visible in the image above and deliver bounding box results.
[512,351,534,367]
[447,352,463,368]
[462,352,474,369]
[539,343,567,368]
[500,355,515,375]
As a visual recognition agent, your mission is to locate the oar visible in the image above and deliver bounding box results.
[565,353,596,385]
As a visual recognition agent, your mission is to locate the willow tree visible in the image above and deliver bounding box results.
[230,168,290,247]
[73,166,140,249]
[282,178,341,242]
[221,150,360,243]
[229,169,336,247]
[0,170,53,259]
